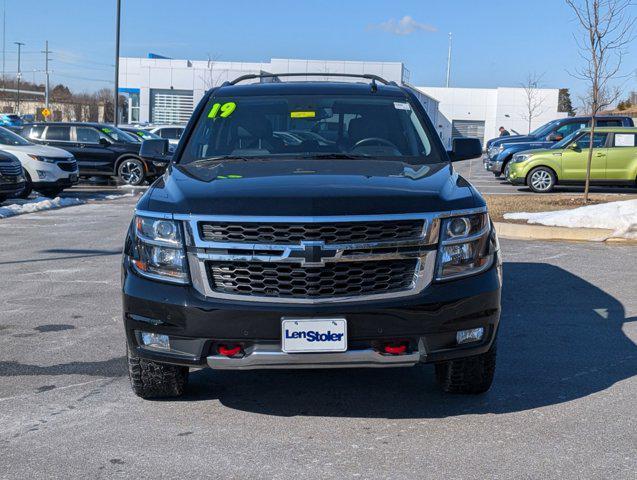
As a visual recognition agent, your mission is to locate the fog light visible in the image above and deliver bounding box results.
[36,170,47,179]
[140,331,170,350]
[456,327,484,344]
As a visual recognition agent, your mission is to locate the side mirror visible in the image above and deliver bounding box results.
[568,142,579,150]
[448,138,482,162]
[548,134,563,142]
[140,138,171,162]
[99,137,111,146]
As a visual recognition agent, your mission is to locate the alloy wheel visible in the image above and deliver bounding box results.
[119,160,144,185]
[530,170,552,192]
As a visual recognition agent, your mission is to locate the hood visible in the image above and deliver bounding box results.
[489,135,538,149]
[1,143,73,158]
[141,159,480,216]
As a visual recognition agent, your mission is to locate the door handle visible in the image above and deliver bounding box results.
[596,153,606,157]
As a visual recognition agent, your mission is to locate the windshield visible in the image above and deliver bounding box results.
[99,126,138,143]
[180,94,441,165]
[530,120,559,138]
[125,129,161,141]
[0,126,31,146]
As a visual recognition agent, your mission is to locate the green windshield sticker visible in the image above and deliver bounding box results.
[136,131,145,137]
[208,102,237,118]
[216,174,243,180]
[101,128,112,133]
[291,111,315,118]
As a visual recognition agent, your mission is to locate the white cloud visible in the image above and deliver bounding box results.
[371,15,437,36]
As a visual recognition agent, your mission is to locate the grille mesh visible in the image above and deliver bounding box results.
[58,161,77,172]
[208,259,417,298]
[199,220,424,245]
[0,161,22,176]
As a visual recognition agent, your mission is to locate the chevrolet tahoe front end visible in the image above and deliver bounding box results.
[122,74,502,398]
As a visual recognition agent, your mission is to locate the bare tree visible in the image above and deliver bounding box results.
[520,73,546,134]
[565,0,635,202]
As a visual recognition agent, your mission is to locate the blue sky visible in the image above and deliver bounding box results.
[3,0,636,104]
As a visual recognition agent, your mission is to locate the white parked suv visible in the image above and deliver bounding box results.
[0,126,78,197]
[144,125,184,147]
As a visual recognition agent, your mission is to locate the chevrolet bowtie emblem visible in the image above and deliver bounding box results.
[287,242,337,266]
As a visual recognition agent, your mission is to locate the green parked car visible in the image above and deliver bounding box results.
[507,127,637,193]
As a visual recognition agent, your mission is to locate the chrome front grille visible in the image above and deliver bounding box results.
[199,219,425,245]
[180,213,442,304]
[208,259,418,299]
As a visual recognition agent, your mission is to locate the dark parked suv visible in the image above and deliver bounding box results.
[0,150,26,201]
[20,122,167,185]
[122,73,501,399]
[484,116,634,177]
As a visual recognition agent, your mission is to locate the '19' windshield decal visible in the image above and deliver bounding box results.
[208,102,237,118]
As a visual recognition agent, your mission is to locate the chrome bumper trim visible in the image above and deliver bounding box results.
[206,344,424,370]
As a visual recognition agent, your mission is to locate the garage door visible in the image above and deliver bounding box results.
[150,89,194,125]
[452,120,485,147]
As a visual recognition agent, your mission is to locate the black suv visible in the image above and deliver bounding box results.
[20,122,167,185]
[122,74,501,399]
[0,150,26,202]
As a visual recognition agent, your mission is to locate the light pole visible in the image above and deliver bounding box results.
[42,40,52,111]
[14,41,24,114]
[114,0,121,126]
[445,33,452,88]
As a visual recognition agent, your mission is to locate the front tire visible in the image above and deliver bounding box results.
[503,162,511,179]
[435,341,497,394]
[117,158,146,186]
[18,170,32,199]
[527,167,556,193]
[127,348,188,399]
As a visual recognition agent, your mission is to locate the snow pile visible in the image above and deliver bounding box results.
[504,199,637,239]
[0,196,85,219]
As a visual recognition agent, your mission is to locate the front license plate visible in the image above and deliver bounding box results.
[281,318,347,353]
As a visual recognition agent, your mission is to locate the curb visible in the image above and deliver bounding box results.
[493,222,636,244]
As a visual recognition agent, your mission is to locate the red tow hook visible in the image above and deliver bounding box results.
[383,343,409,355]
[218,344,242,357]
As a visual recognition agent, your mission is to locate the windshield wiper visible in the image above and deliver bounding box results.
[296,153,372,160]
[189,155,257,166]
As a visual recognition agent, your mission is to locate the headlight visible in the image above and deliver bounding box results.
[511,154,531,164]
[27,154,56,163]
[129,215,189,284]
[436,212,494,281]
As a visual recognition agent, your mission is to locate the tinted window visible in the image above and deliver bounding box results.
[612,133,636,147]
[181,94,440,164]
[27,125,46,139]
[159,128,182,140]
[45,126,71,141]
[556,122,586,137]
[575,133,608,149]
[598,120,623,127]
[76,126,101,143]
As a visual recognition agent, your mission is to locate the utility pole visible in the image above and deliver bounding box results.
[42,40,52,110]
[2,0,6,89]
[14,41,24,114]
[114,0,121,126]
[445,32,452,88]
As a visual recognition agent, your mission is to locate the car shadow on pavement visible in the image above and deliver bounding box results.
[185,262,636,418]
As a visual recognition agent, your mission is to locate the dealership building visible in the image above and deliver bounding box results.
[118,55,564,146]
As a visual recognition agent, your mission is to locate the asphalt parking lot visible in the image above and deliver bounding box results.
[0,196,636,479]
[455,157,637,195]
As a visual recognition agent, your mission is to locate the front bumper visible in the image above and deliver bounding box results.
[32,175,79,188]
[122,255,502,369]
[506,164,526,185]
[0,178,26,197]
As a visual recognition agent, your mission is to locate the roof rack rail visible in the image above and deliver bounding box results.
[226,72,394,86]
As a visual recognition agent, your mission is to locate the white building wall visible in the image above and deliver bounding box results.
[417,86,566,147]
